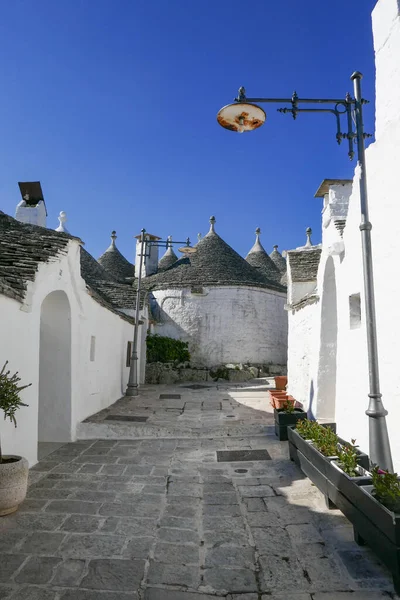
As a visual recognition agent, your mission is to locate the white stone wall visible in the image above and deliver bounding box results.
[0,239,142,466]
[152,286,287,367]
[287,300,319,413]
[286,0,400,468]
[333,1,400,467]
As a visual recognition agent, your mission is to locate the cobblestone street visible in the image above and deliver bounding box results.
[0,381,398,599]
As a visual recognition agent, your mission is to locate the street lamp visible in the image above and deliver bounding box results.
[217,72,393,472]
[125,231,195,397]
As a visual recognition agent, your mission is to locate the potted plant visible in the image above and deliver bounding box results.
[0,361,30,516]
[270,394,296,410]
[274,399,307,441]
[274,376,287,391]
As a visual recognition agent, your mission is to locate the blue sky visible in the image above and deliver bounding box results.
[0,0,377,262]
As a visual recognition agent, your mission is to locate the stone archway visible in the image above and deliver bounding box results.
[38,291,72,443]
[316,256,338,422]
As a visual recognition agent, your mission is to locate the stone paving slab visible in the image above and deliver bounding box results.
[0,380,399,598]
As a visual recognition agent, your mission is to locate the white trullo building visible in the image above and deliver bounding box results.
[0,183,147,466]
[286,0,400,470]
[124,216,288,369]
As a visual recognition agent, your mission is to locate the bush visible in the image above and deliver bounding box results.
[0,361,30,463]
[146,334,190,364]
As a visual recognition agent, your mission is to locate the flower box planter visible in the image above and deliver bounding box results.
[288,426,400,594]
[324,475,400,594]
[274,408,307,441]
[274,376,287,390]
[354,484,400,546]
[288,427,369,478]
[336,438,370,471]
[328,460,372,502]
[287,426,338,479]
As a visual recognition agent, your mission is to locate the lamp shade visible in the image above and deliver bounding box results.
[217,102,266,132]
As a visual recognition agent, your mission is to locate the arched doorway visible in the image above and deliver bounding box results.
[316,257,338,421]
[38,291,72,444]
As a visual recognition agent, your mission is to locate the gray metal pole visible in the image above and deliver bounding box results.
[351,71,393,472]
[125,228,146,397]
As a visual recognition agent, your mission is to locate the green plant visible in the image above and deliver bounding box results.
[371,465,400,511]
[282,400,295,414]
[296,418,318,439]
[337,439,359,477]
[295,419,338,457]
[0,362,30,464]
[146,334,190,364]
[312,425,338,457]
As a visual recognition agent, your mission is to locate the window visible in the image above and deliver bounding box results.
[126,341,132,367]
[90,336,96,361]
[349,294,361,329]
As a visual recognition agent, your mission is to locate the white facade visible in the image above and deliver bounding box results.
[151,286,287,367]
[287,0,400,469]
[0,238,147,467]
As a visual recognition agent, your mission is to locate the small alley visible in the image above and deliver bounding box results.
[0,380,397,599]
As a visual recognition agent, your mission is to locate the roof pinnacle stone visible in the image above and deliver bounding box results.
[209,216,216,233]
[305,227,313,247]
[248,227,264,253]
[111,231,117,246]
[55,211,69,234]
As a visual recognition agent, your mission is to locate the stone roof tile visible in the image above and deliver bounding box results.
[270,245,287,273]
[98,231,135,282]
[245,229,283,285]
[0,212,137,322]
[287,247,322,282]
[158,245,178,272]
[0,211,71,301]
[141,220,286,293]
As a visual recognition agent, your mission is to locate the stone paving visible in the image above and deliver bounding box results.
[0,380,398,599]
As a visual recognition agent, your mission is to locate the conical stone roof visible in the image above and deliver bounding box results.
[142,217,285,292]
[158,238,178,271]
[245,228,283,285]
[98,231,135,283]
[270,244,287,273]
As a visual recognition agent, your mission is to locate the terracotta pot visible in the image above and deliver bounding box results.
[269,390,287,407]
[274,376,288,391]
[271,395,295,410]
[0,456,29,516]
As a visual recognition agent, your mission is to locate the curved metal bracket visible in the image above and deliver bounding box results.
[234,88,372,161]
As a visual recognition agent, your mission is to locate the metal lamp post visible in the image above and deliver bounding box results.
[217,71,393,472]
[125,231,195,397]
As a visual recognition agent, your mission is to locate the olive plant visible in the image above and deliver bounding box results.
[0,362,30,463]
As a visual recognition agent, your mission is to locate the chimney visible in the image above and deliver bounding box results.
[15,181,47,227]
[135,231,161,278]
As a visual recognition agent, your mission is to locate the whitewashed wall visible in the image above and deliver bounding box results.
[334,0,400,467]
[0,239,141,466]
[152,286,287,367]
[287,300,319,413]
[287,0,400,469]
